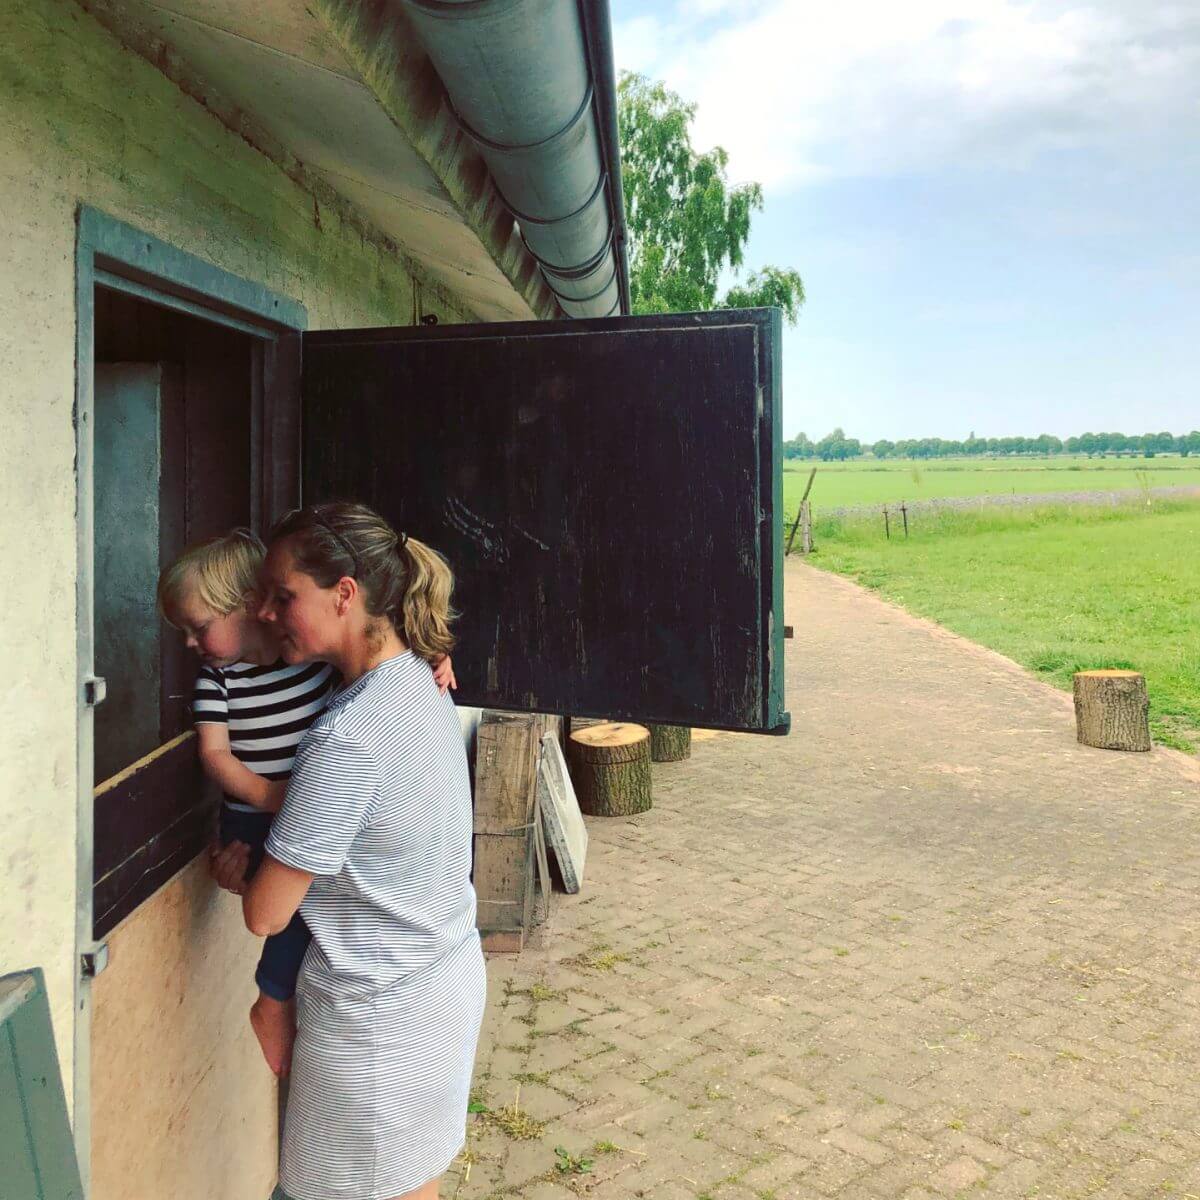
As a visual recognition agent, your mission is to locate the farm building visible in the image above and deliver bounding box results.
[0,1,785,1197]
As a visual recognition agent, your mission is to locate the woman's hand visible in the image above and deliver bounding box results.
[209,838,252,895]
[432,654,457,695]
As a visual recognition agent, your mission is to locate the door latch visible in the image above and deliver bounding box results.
[81,944,109,978]
[83,675,107,707]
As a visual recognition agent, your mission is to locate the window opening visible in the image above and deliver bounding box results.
[92,285,259,932]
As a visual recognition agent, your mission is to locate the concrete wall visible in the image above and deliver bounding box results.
[0,0,474,1126]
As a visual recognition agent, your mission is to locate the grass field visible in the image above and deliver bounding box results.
[784,455,1200,515]
[805,499,1200,753]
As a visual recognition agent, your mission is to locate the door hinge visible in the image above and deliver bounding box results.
[83,676,107,707]
[81,944,109,978]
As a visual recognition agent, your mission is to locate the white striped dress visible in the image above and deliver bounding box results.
[266,652,486,1200]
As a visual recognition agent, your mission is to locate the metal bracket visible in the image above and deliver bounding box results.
[83,675,107,707]
[81,944,109,978]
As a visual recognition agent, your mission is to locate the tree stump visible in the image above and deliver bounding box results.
[567,722,652,815]
[649,724,691,762]
[1073,670,1151,751]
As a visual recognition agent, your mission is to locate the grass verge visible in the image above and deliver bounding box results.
[805,499,1200,753]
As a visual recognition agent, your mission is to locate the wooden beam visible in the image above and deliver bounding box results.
[93,733,213,939]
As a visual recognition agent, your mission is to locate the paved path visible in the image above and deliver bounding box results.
[449,561,1200,1200]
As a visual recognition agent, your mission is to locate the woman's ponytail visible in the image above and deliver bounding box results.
[396,536,456,661]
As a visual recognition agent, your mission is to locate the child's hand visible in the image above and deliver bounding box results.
[433,654,457,695]
[209,839,252,895]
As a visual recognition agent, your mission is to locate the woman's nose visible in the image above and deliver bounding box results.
[257,600,275,623]
[185,634,198,650]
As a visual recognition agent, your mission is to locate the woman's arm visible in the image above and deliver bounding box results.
[243,854,315,937]
[197,723,286,812]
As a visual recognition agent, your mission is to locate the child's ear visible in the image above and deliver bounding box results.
[243,590,262,616]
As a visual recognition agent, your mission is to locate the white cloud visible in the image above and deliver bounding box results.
[614,1,1200,191]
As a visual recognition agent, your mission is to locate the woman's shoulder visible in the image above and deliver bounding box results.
[325,654,446,738]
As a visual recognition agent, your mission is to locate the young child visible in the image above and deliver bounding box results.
[157,528,452,1075]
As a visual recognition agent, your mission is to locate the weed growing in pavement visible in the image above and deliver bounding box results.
[553,1146,593,1175]
[562,943,631,972]
[485,1089,547,1141]
[522,982,566,1003]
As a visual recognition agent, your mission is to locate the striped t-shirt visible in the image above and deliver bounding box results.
[192,660,337,812]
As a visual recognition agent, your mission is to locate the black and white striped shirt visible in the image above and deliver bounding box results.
[192,660,336,812]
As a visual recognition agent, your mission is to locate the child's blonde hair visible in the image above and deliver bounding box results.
[157,528,266,626]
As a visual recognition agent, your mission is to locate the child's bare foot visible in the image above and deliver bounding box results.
[249,994,296,1077]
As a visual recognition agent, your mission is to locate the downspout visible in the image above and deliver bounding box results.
[579,0,631,316]
[399,0,630,319]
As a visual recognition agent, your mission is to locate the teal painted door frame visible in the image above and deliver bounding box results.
[73,207,306,1190]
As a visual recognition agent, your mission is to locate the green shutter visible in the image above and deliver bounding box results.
[0,971,83,1200]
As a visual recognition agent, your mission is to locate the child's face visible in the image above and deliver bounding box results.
[173,589,254,668]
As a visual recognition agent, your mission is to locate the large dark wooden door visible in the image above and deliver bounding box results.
[302,309,787,734]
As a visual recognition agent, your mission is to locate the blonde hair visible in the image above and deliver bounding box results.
[157,528,266,625]
[269,502,455,662]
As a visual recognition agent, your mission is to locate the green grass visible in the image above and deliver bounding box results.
[784,455,1200,515]
[807,499,1200,753]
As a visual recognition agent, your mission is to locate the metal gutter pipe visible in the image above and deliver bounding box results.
[578,0,632,316]
[400,0,630,318]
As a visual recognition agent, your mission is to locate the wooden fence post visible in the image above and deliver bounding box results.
[786,467,817,555]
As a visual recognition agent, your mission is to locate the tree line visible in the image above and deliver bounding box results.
[784,428,1200,462]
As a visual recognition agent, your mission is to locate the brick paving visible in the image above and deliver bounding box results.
[448,560,1200,1200]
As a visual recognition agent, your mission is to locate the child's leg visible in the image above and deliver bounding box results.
[249,993,294,1078]
[218,804,271,875]
[251,914,312,1076]
[220,804,295,1072]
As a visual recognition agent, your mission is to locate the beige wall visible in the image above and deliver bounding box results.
[90,861,281,1200]
[0,0,475,1131]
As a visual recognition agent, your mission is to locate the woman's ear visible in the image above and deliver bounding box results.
[335,575,357,616]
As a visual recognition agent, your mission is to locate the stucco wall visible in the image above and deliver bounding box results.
[0,0,474,1119]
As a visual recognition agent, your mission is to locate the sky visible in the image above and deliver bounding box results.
[610,0,1200,442]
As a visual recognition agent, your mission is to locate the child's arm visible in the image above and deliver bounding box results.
[432,653,457,695]
[196,724,286,812]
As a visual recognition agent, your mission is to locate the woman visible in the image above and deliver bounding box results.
[241,501,485,1200]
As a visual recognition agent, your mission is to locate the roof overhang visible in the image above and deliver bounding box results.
[78,0,615,322]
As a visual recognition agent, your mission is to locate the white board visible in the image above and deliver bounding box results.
[456,705,482,761]
[537,732,587,894]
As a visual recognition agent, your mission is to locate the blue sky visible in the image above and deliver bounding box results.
[610,0,1199,442]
